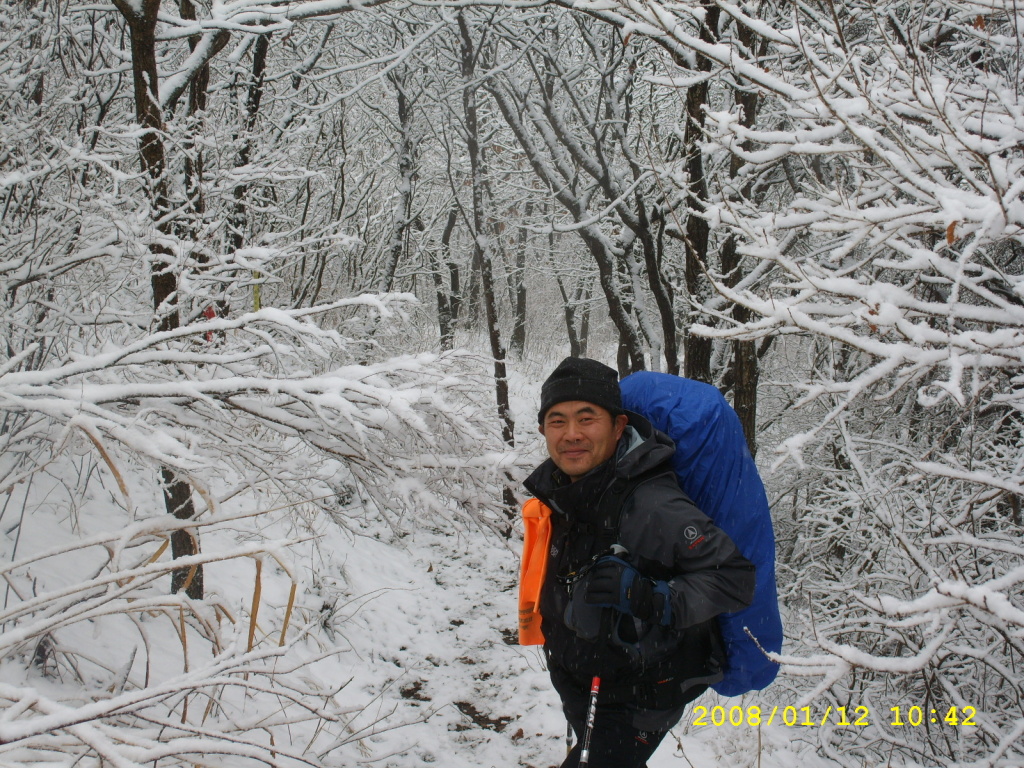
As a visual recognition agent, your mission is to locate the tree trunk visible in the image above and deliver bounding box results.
[638,199,678,374]
[720,20,767,456]
[431,207,460,350]
[459,13,516,524]
[721,235,758,457]
[680,2,720,384]
[180,0,210,237]
[228,32,270,316]
[161,468,205,597]
[380,66,417,292]
[509,202,529,357]
[113,0,203,598]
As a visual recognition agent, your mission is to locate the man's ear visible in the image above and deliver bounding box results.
[538,423,546,436]
[613,413,628,439]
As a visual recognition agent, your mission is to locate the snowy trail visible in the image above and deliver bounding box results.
[331,523,831,768]
[319,521,560,766]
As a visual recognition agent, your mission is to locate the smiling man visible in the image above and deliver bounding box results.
[540,400,628,481]
[519,357,755,768]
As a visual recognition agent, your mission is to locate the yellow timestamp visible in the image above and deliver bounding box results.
[691,705,978,728]
[890,706,977,727]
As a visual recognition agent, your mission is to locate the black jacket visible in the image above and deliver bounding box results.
[524,412,756,710]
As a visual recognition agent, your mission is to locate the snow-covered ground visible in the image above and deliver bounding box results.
[0,351,957,767]
[314,516,834,768]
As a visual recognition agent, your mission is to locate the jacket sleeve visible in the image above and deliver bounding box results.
[618,476,756,630]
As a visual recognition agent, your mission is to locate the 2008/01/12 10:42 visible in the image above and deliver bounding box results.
[690,705,978,728]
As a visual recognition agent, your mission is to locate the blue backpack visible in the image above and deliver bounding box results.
[621,371,782,696]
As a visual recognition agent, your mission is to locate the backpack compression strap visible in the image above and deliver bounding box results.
[519,498,552,645]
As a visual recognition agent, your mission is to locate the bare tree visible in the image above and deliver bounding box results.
[457,11,517,520]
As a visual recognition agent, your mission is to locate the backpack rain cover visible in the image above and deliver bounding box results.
[621,371,782,696]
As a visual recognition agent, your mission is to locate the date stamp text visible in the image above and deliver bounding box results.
[691,705,978,729]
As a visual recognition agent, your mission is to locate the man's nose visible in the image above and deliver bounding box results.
[564,421,582,440]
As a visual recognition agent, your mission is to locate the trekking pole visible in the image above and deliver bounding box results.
[566,722,573,758]
[578,676,601,767]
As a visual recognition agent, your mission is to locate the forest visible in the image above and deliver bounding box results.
[1,0,1022,765]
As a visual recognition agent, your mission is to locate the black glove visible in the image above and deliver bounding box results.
[583,556,655,620]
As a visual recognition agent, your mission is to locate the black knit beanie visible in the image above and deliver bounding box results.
[538,357,622,423]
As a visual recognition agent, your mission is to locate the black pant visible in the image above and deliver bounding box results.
[559,699,668,768]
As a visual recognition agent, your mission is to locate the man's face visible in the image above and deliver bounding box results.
[539,401,628,482]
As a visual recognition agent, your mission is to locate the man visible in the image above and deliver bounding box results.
[519,358,756,768]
